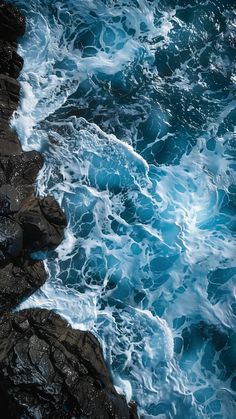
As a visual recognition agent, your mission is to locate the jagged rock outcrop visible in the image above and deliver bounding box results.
[0,308,138,419]
[18,195,66,252]
[0,39,24,78]
[0,1,67,312]
[0,74,20,120]
[0,147,67,311]
[0,121,21,154]
[0,259,46,312]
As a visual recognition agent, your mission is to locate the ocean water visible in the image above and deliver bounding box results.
[11,0,236,417]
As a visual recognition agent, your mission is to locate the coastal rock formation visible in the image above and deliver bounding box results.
[0,39,24,78]
[0,1,67,311]
[0,309,138,418]
[0,148,67,311]
[0,259,46,313]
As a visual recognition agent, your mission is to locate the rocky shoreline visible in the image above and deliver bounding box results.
[0,2,138,417]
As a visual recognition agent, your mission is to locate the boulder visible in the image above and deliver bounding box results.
[0,308,138,419]
[0,259,47,312]
[0,150,66,310]
[18,196,67,252]
[0,184,20,214]
[0,217,23,262]
[40,195,67,226]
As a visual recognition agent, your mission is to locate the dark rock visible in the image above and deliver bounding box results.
[0,151,44,199]
[40,195,67,226]
[0,1,26,41]
[0,151,66,309]
[0,308,138,419]
[0,74,20,121]
[7,151,44,186]
[18,196,66,252]
[0,161,7,185]
[0,150,66,257]
[0,217,22,262]
[0,184,20,214]
[0,152,43,208]
[0,259,46,312]
[0,39,24,78]
[0,121,21,155]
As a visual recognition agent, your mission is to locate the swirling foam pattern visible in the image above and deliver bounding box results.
[11,0,236,417]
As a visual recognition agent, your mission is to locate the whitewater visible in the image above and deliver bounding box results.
[11,0,236,417]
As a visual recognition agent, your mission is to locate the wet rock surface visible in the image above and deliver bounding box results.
[7,150,44,186]
[0,259,46,313]
[0,1,67,310]
[0,121,21,154]
[0,74,20,120]
[0,39,23,78]
[0,1,139,417]
[0,0,26,41]
[0,216,23,261]
[0,148,67,300]
[0,184,20,214]
[0,309,138,419]
[18,196,67,252]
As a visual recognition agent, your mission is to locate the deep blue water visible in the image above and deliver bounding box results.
[11,0,236,417]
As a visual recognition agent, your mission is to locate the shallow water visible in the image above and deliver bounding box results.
[11,0,236,417]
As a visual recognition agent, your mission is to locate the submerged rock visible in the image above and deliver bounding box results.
[0,309,138,419]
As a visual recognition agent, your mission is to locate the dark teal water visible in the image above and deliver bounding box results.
[12,0,236,417]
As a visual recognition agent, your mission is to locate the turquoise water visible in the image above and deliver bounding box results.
[11,0,236,417]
